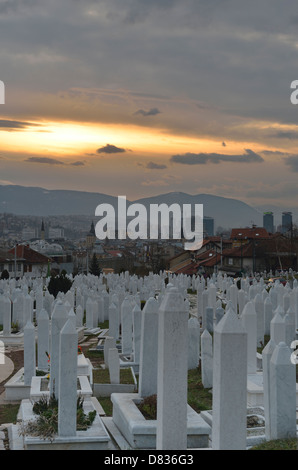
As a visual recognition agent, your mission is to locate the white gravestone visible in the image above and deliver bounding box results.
[58,319,78,437]
[108,348,120,384]
[212,306,247,450]
[138,298,159,398]
[201,329,213,388]
[156,288,188,450]
[269,342,296,440]
[37,308,50,372]
[24,320,36,386]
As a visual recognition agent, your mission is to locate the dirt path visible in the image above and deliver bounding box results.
[0,348,24,397]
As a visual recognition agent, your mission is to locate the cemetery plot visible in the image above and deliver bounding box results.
[0,269,297,450]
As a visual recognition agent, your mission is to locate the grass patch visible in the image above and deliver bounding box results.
[187,289,197,295]
[98,320,109,330]
[187,368,212,412]
[93,367,135,384]
[250,438,298,450]
[84,349,104,360]
[137,368,212,420]
[98,397,113,416]
[0,404,19,425]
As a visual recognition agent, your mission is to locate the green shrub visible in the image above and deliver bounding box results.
[47,272,73,298]
[21,395,96,441]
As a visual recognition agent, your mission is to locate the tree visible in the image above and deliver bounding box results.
[47,271,73,298]
[0,269,9,280]
[89,253,101,277]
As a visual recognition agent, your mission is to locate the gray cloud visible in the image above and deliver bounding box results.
[0,0,37,15]
[267,130,298,140]
[145,161,167,170]
[0,120,40,130]
[260,150,290,156]
[2,0,298,135]
[284,155,298,171]
[134,108,161,117]
[96,144,126,154]
[25,157,65,165]
[170,149,264,165]
[2,0,298,209]
[24,157,85,166]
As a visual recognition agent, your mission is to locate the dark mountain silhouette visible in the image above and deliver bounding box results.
[0,185,264,230]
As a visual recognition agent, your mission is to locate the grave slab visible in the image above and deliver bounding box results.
[19,399,113,450]
[247,372,298,407]
[111,393,211,449]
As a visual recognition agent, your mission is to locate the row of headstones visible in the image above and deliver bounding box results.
[196,282,298,447]
[19,276,297,448]
[198,278,298,332]
[141,288,297,448]
[0,268,297,354]
[140,277,298,448]
[0,268,296,344]
[199,291,297,386]
[211,302,297,449]
[103,284,297,449]
[0,266,296,301]
[0,290,81,334]
[23,299,79,377]
[0,268,295,313]
[1,269,296,345]
[196,277,298,392]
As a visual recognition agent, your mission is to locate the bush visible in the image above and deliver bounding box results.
[21,395,96,441]
[138,395,157,420]
[47,272,73,298]
[0,269,9,280]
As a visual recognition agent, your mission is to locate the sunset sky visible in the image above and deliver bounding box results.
[1,0,298,216]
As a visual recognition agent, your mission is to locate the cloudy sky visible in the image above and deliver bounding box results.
[1,0,298,214]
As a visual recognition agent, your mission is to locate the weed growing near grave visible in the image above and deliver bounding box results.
[250,438,298,450]
[257,335,270,354]
[187,289,197,295]
[11,321,19,333]
[138,394,157,420]
[20,395,96,441]
[36,369,48,377]
[136,368,213,421]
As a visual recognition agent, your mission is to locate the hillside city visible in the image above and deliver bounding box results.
[0,210,297,280]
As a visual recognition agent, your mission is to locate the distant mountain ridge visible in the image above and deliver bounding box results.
[0,185,264,230]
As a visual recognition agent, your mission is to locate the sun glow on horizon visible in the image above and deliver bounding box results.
[0,118,258,162]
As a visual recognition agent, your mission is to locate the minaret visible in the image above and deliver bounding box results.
[90,220,95,236]
[86,221,96,249]
[41,220,45,240]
